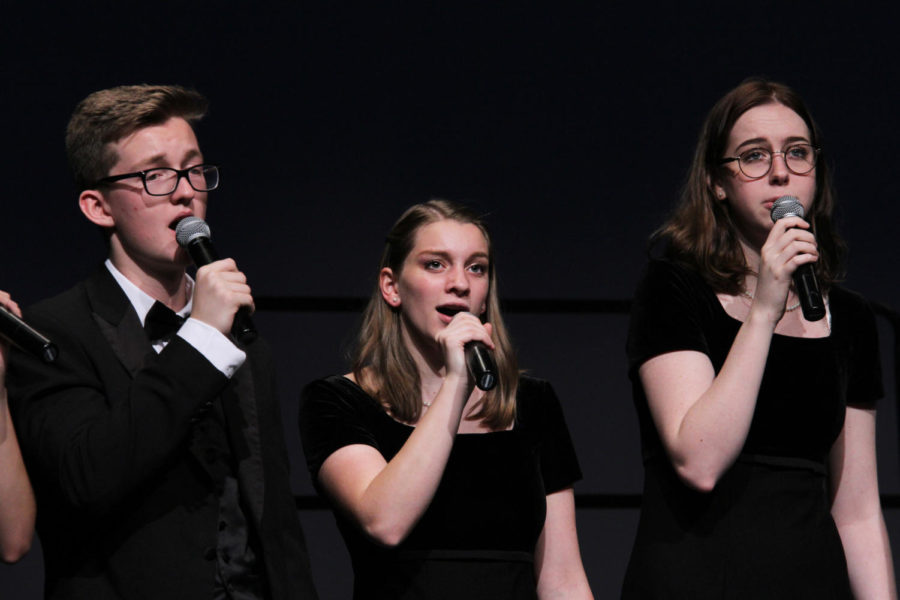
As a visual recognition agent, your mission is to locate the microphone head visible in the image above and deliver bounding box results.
[175,216,211,247]
[770,196,805,222]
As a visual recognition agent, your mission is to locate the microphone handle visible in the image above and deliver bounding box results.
[0,306,58,363]
[230,307,258,344]
[465,342,497,391]
[186,238,218,266]
[186,239,258,344]
[793,263,826,322]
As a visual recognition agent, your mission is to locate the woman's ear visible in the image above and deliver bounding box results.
[707,175,727,201]
[714,186,726,200]
[380,267,401,307]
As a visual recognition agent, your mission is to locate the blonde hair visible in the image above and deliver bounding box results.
[352,200,519,429]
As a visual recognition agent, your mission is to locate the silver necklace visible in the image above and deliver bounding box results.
[742,289,832,334]
[741,289,801,312]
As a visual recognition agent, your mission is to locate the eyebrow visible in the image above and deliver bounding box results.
[133,149,203,170]
[418,250,489,262]
[734,136,810,152]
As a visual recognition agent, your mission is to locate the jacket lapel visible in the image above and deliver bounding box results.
[84,266,153,376]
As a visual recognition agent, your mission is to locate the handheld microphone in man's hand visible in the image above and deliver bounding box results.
[770,196,826,322]
[175,217,258,344]
[466,342,497,391]
[0,306,58,363]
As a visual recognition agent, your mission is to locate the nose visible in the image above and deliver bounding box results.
[170,172,196,205]
[768,151,790,184]
[446,265,470,295]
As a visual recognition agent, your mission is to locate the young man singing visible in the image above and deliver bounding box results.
[8,84,318,600]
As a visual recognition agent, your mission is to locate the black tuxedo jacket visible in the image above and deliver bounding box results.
[8,267,318,599]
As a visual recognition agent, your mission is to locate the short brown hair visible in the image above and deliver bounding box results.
[653,78,845,293]
[352,199,519,429]
[66,84,208,191]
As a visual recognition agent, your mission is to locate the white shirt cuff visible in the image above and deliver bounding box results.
[177,318,246,378]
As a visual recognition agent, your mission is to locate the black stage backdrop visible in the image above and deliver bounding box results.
[2,4,900,598]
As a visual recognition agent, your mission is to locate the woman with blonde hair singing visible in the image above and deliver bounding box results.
[300,200,592,599]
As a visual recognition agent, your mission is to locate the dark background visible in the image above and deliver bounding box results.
[2,3,900,598]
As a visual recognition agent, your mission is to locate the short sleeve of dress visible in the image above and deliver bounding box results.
[627,259,712,376]
[299,376,381,482]
[836,288,884,408]
[519,378,583,494]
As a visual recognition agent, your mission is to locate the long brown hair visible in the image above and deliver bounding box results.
[352,200,519,429]
[653,78,845,294]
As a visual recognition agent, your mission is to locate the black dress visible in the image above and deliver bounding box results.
[621,260,883,599]
[299,375,582,599]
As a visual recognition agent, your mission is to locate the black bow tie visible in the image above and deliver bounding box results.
[144,301,186,342]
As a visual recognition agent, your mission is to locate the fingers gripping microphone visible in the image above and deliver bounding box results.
[466,342,497,391]
[0,306,58,363]
[770,196,826,322]
[175,217,258,344]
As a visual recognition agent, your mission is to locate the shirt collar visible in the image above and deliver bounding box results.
[104,259,193,326]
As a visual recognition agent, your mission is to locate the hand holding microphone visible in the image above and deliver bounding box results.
[175,217,258,344]
[770,196,825,322]
[437,312,498,391]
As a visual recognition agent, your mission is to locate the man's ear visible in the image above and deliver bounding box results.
[79,189,115,228]
[380,267,401,308]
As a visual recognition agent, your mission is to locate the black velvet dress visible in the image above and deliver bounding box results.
[299,375,582,599]
[621,259,883,599]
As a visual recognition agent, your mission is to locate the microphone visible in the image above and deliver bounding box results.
[770,196,826,322]
[466,342,497,391]
[0,306,58,363]
[175,217,258,344]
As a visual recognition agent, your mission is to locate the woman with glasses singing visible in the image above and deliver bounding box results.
[299,200,593,599]
[622,79,896,598]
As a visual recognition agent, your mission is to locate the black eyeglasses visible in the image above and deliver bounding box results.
[95,164,220,196]
[720,144,818,180]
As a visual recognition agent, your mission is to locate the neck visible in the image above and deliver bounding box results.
[736,233,763,275]
[737,238,762,297]
[108,252,189,311]
[399,322,450,398]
